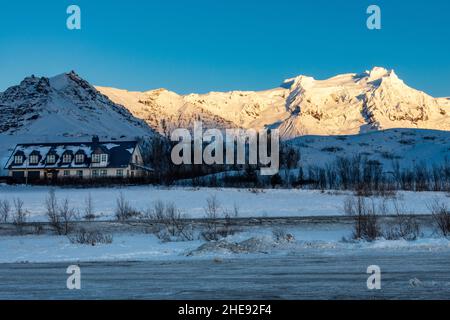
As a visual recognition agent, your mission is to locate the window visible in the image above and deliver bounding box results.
[77,170,83,178]
[64,170,70,177]
[92,170,99,177]
[131,171,135,177]
[14,155,23,164]
[75,154,84,163]
[46,155,56,164]
[116,169,123,177]
[29,155,39,164]
[63,154,72,163]
[100,169,107,177]
[101,154,108,162]
[92,154,101,163]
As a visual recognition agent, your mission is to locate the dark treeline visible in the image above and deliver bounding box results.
[169,151,450,194]
[304,156,450,194]
[6,133,450,193]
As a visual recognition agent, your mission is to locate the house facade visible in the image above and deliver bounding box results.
[4,136,151,182]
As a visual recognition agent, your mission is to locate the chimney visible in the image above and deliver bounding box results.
[92,135,100,144]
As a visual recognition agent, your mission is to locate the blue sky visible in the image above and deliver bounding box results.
[0,0,449,96]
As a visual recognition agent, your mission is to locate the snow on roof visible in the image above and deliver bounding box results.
[104,143,121,150]
[4,140,138,170]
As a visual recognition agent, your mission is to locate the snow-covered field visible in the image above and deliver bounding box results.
[1,185,449,265]
[0,184,449,221]
[1,224,449,264]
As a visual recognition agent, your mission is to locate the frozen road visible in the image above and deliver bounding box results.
[1,250,450,299]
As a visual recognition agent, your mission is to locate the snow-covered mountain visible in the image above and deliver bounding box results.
[97,67,450,137]
[1,68,450,176]
[0,71,155,175]
[0,71,154,138]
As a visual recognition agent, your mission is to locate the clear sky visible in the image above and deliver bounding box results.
[0,0,449,96]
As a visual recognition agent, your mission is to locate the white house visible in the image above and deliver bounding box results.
[4,136,152,182]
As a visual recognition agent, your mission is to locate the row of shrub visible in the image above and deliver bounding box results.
[344,196,450,241]
[2,191,450,245]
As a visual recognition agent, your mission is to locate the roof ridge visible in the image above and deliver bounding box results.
[15,140,138,146]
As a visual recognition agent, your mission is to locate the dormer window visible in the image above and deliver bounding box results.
[75,154,84,164]
[47,155,56,164]
[92,153,108,163]
[29,155,39,164]
[62,154,72,163]
[14,155,23,165]
[92,154,101,163]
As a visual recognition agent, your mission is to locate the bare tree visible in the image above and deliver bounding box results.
[165,202,193,241]
[222,203,240,237]
[428,199,450,237]
[115,192,140,221]
[83,193,96,221]
[344,196,380,241]
[201,195,240,241]
[12,198,28,234]
[144,200,193,241]
[0,199,11,223]
[384,200,420,240]
[58,198,77,235]
[45,190,77,235]
[203,194,221,241]
[45,189,61,234]
[150,200,165,222]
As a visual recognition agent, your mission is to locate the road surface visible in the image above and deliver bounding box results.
[1,250,449,299]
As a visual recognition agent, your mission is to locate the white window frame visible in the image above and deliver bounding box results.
[14,155,23,164]
[92,154,101,163]
[63,170,70,177]
[46,154,56,164]
[75,154,84,164]
[92,169,99,177]
[116,169,123,177]
[63,154,72,163]
[101,154,108,162]
[100,169,107,177]
[29,155,39,164]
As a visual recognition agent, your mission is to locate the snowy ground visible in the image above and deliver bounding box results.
[1,185,449,299]
[0,221,449,264]
[0,184,448,264]
[0,184,449,221]
[3,251,450,299]
[1,225,450,299]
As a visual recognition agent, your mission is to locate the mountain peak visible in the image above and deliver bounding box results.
[95,66,450,138]
[281,75,316,89]
[0,71,155,139]
[48,70,86,90]
[361,66,401,83]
